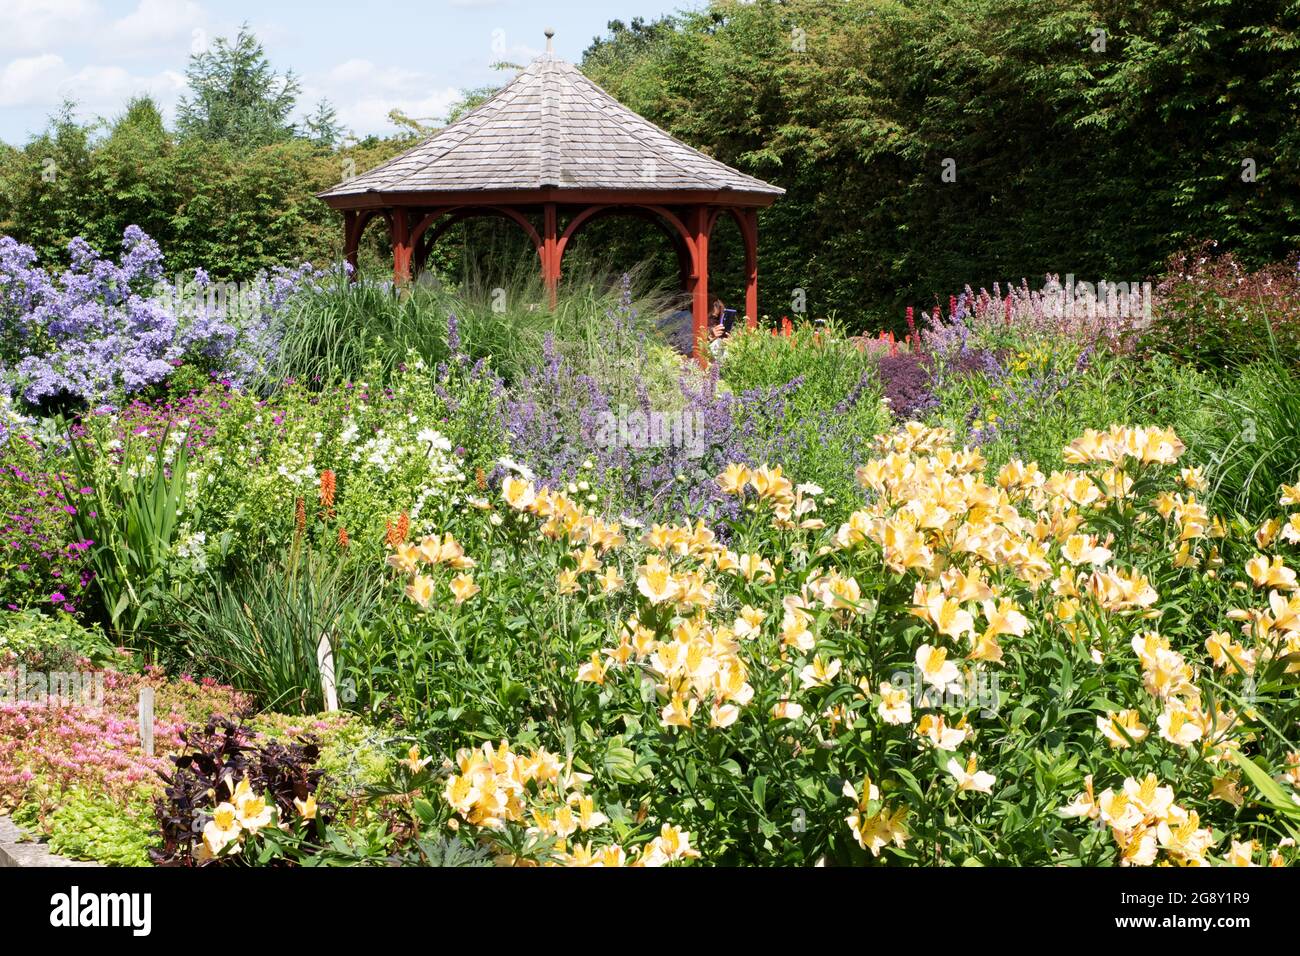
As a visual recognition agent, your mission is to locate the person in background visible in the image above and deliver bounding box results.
[708,297,728,362]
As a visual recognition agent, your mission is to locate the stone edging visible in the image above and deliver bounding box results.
[0,815,102,868]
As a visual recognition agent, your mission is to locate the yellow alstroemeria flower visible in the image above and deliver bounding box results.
[596,566,624,594]
[1246,554,1297,591]
[798,655,842,689]
[235,794,274,832]
[660,695,697,729]
[502,475,537,511]
[645,824,700,863]
[915,644,963,695]
[770,698,804,721]
[846,804,909,858]
[293,794,318,820]
[1097,709,1148,749]
[576,652,606,685]
[569,794,609,831]
[201,802,243,858]
[386,542,422,575]
[914,713,970,751]
[732,604,766,640]
[636,555,678,604]
[449,573,480,604]
[877,681,913,725]
[716,463,752,496]
[405,574,435,609]
[402,745,434,773]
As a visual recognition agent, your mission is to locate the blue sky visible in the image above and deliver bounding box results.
[0,0,694,144]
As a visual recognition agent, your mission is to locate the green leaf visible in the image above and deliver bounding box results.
[1229,751,1300,820]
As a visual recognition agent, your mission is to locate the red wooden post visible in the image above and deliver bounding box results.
[390,208,413,285]
[742,207,759,329]
[690,206,710,366]
[543,203,559,307]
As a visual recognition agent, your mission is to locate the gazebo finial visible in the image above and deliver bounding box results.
[544,28,554,54]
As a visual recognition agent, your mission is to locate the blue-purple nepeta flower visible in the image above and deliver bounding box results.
[0,227,323,408]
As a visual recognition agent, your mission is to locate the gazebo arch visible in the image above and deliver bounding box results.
[556,205,695,291]
[318,30,783,362]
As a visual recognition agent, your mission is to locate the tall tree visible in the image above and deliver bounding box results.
[303,99,343,148]
[176,25,301,146]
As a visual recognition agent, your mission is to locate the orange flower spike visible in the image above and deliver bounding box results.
[384,512,411,547]
[319,469,337,508]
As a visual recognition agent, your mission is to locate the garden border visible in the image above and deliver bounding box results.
[0,815,102,868]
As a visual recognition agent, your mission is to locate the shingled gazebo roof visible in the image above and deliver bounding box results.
[320,32,780,365]
[318,52,783,201]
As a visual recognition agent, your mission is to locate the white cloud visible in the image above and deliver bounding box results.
[0,52,184,115]
[0,54,67,106]
[333,89,463,135]
[304,59,463,136]
[107,0,208,56]
[0,0,100,52]
[58,63,186,112]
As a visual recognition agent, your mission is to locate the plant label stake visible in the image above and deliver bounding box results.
[138,686,155,756]
[318,633,338,712]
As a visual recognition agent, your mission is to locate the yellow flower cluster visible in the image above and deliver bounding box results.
[843,774,909,857]
[583,610,756,731]
[502,475,627,550]
[195,775,303,863]
[387,420,1300,865]
[1062,773,1219,866]
[387,531,480,607]
[1062,425,1186,466]
[502,475,631,596]
[718,463,825,529]
[441,740,697,866]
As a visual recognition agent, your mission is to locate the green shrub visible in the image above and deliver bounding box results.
[1173,359,1300,520]
[271,263,678,389]
[65,423,195,641]
[166,544,381,713]
[720,320,875,401]
[0,609,120,670]
[1140,248,1300,372]
[13,789,159,867]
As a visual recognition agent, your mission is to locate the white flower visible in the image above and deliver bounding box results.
[497,457,536,480]
[417,427,453,452]
[175,529,208,573]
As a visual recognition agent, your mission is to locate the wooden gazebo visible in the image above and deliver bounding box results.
[318,31,783,359]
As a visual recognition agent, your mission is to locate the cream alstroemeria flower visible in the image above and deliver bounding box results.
[877,681,913,725]
[293,794,318,820]
[798,656,842,689]
[947,754,995,794]
[502,475,537,510]
[771,698,804,721]
[915,644,963,696]
[402,745,434,773]
[576,652,606,685]
[236,793,274,832]
[1097,709,1149,749]
[201,802,242,858]
[405,574,435,608]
